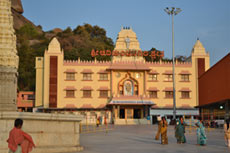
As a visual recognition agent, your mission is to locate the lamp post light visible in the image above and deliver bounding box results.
[164,7,182,121]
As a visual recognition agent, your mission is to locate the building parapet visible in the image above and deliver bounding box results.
[63,59,192,67]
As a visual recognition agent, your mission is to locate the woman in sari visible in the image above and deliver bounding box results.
[196,119,207,146]
[160,117,168,144]
[155,116,161,140]
[224,119,230,147]
[175,116,186,143]
[155,117,168,144]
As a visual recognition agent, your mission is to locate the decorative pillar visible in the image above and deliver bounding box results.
[112,105,116,120]
[144,71,147,95]
[110,71,113,97]
[117,105,120,119]
[0,0,19,111]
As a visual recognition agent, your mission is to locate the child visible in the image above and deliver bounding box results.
[7,119,35,153]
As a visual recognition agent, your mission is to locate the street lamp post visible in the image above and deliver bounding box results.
[164,7,182,121]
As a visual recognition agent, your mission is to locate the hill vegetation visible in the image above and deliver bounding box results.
[16,23,114,91]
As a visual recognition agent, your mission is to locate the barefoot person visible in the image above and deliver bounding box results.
[7,119,35,153]
[196,118,207,146]
[175,116,186,144]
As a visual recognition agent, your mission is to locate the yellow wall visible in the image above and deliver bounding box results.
[35,57,44,107]
[35,31,210,111]
[59,65,110,108]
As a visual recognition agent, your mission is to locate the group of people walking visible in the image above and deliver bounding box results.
[155,116,230,147]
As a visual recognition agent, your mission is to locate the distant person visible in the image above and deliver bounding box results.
[7,119,35,153]
[224,119,230,147]
[196,118,207,146]
[175,116,186,144]
[100,116,102,125]
[104,116,107,125]
[96,117,100,127]
[155,116,161,140]
[158,117,168,144]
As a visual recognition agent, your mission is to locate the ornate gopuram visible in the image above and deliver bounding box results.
[107,27,154,124]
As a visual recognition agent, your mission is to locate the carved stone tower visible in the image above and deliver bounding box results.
[113,27,144,62]
[0,0,19,111]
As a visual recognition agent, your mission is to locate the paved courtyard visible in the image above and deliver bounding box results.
[79,125,230,153]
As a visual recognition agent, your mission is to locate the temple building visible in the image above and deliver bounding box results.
[35,27,210,124]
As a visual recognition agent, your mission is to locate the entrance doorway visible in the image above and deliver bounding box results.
[134,109,141,119]
[120,109,125,119]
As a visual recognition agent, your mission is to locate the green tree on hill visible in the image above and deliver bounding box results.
[16,23,114,91]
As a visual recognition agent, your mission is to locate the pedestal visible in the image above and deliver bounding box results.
[0,112,83,153]
[0,66,17,111]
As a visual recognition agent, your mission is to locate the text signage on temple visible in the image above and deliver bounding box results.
[91,50,164,59]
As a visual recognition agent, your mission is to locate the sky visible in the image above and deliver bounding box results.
[21,0,230,66]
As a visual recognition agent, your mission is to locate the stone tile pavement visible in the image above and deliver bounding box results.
[77,125,230,153]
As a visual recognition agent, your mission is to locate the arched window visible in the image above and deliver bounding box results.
[118,73,139,96]
[124,80,133,96]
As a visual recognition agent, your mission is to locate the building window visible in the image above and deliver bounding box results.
[165,91,173,98]
[149,74,157,81]
[181,91,190,98]
[83,73,92,80]
[181,74,189,82]
[83,90,92,98]
[66,90,75,97]
[100,90,108,98]
[66,73,75,80]
[149,91,157,98]
[164,74,173,81]
[99,74,108,80]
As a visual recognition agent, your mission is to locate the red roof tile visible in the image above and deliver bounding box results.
[80,86,93,90]
[97,86,110,90]
[163,87,173,91]
[179,88,191,92]
[64,86,77,90]
[147,87,159,91]
[81,69,93,73]
[65,104,76,108]
[179,70,191,75]
[64,69,76,73]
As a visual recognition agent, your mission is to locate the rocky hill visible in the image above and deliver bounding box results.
[11,0,42,33]
[11,0,114,91]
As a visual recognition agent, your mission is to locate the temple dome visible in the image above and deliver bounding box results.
[114,27,141,51]
[192,38,206,55]
[47,37,62,53]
